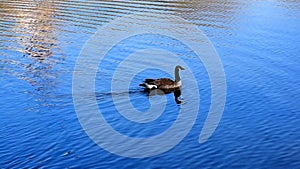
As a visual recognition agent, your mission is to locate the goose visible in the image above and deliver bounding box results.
[139,65,185,90]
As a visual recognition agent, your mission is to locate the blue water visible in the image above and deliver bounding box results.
[0,0,299,168]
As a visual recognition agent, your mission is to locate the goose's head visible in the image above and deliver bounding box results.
[174,65,184,83]
[175,65,185,71]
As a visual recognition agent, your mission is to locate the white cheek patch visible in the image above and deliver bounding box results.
[177,80,182,86]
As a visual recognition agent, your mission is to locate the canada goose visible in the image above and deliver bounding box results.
[139,65,185,90]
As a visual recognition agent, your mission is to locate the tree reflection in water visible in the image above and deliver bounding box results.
[3,0,66,110]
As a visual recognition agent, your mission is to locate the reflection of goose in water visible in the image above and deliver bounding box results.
[139,65,185,104]
[147,88,183,104]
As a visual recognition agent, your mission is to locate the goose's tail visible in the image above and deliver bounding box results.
[139,83,147,87]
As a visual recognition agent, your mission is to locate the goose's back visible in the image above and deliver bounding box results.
[154,78,180,89]
[154,78,175,86]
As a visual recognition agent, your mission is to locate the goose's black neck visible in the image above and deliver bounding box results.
[175,69,180,82]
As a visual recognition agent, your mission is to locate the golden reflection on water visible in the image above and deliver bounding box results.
[14,1,59,61]
[0,1,65,108]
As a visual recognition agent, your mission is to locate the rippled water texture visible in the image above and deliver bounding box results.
[0,0,299,168]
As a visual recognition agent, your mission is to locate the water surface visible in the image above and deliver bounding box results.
[0,0,299,168]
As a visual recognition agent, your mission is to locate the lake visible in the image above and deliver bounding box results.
[0,0,299,168]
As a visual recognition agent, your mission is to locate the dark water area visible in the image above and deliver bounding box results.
[0,0,299,168]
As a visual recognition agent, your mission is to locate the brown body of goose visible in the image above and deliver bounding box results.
[139,65,185,90]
